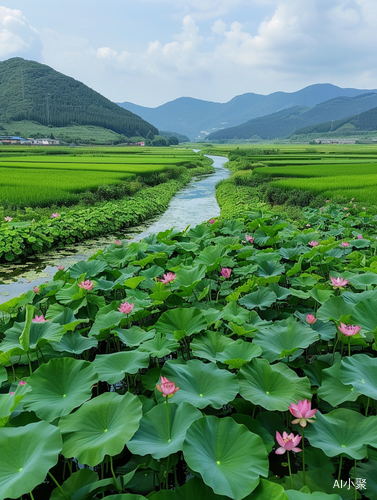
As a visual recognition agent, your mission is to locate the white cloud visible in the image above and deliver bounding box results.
[0,7,41,59]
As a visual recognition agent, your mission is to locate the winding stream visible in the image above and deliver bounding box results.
[0,155,229,303]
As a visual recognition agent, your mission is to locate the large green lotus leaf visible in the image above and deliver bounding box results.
[103,242,148,267]
[154,308,207,340]
[254,317,319,362]
[48,307,89,332]
[0,320,65,354]
[351,299,377,334]
[69,259,109,278]
[23,358,98,421]
[248,479,288,500]
[191,331,233,362]
[59,392,142,466]
[137,332,180,358]
[356,459,377,500]
[0,365,6,386]
[317,363,360,406]
[51,331,98,354]
[114,326,155,347]
[56,283,86,304]
[316,297,353,321]
[231,415,275,454]
[294,312,336,341]
[161,359,239,409]
[50,469,98,500]
[103,496,147,500]
[150,477,229,500]
[128,402,201,459]
[183,416,268,500]
[0,421,62,500]
[217,340,262,369]
[89,310,125,337]
[308,288,334,304]
[221,302,250,325]
[194,244,229,270]
[93,351,150,384]
[286,490,342,500]
[149,282,172,301]
[238,358,311,411]
[348,272,377,289]
[173,265,206,289]
[305,409,376,459]
[238,288,277,310]
[257,260,285,277]
[340,354,377,399]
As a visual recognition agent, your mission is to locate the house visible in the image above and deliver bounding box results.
[0,136,30,144]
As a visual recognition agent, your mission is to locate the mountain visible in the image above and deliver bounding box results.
[0,58,158,139]
[293,106,377,136]
[205,92,377,141]
[118,84,377,140]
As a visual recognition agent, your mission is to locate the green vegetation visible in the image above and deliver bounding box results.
[0,58,158,139]
[2,205,377,498]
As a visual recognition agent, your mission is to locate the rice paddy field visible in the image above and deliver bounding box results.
[233,144,377,205]
[0,146,198,208]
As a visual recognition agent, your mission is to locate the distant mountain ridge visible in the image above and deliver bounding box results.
[118,84,377,140]
[0,58,158,139]
[206,92,377,141]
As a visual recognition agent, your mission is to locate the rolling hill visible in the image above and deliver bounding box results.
[118,84,377,140]
[205,92,377,141]
[0,58,158,139]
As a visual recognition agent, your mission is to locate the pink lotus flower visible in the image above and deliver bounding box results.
[353,204,357,209]
[114,239,122,246]
[289,399,317,427]
[320,207,324,211]
[209,218,216,224]
[32,315,47,323]
[362,207,366,211]
[275,431,302,455]
[338,323,362,337]
[306,314,317,325]
[357,234,363,239]
[33,286,40,293]
[306,224,310,227]
[4,216,12,222]
[19,380,26,386]
[221,268,232,278]
[51,212,60,218]
[78,280,94,291]
[351,198,355,202]
[326,199,329,203]
[9,391,15,395]
[118,301,134,314]
[309,241,319,247]
[156,376,179,397]
[344,207,348,211]
[57,265,65,271]
[158,272,177,284]
[245,235,255,243]
[341,242,349,247]
[330,276,349,288]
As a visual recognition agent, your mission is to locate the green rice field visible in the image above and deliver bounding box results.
[246,144,377,205]
[0,146,198,208]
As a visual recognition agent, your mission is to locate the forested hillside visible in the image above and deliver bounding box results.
[206,93,377,141]
[0,58,158,138]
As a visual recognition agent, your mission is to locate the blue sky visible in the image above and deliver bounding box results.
[1,1,376,106]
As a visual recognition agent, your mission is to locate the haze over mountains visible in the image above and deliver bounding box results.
[119,85,377,141]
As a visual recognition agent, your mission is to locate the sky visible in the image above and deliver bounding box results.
[1,0,377,107]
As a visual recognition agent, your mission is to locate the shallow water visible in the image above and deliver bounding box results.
[0,155,229,303]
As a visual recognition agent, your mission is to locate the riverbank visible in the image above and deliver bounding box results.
[0,157,214,264]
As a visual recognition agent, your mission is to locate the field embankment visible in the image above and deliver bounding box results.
[0,146,213,262]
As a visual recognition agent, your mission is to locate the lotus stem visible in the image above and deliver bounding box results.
[348,341,351,357]
[302,428,306,486]
[365,397,370,417]
[27,352,33,376]
[354,459,357,500]
[166,396,171,441]
[30,492,35,500]
[165,455,170,490]
[110,455,121,493]
[48,471,69,500]
[337,454,343,491]
[287,451,294,489]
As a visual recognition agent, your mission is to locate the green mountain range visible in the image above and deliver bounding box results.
[206,92,377,141]
[0,58,158,139]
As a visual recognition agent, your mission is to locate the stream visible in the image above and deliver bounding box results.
[0,155,230,303]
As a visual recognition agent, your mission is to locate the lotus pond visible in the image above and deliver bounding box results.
[1,202,377,500]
